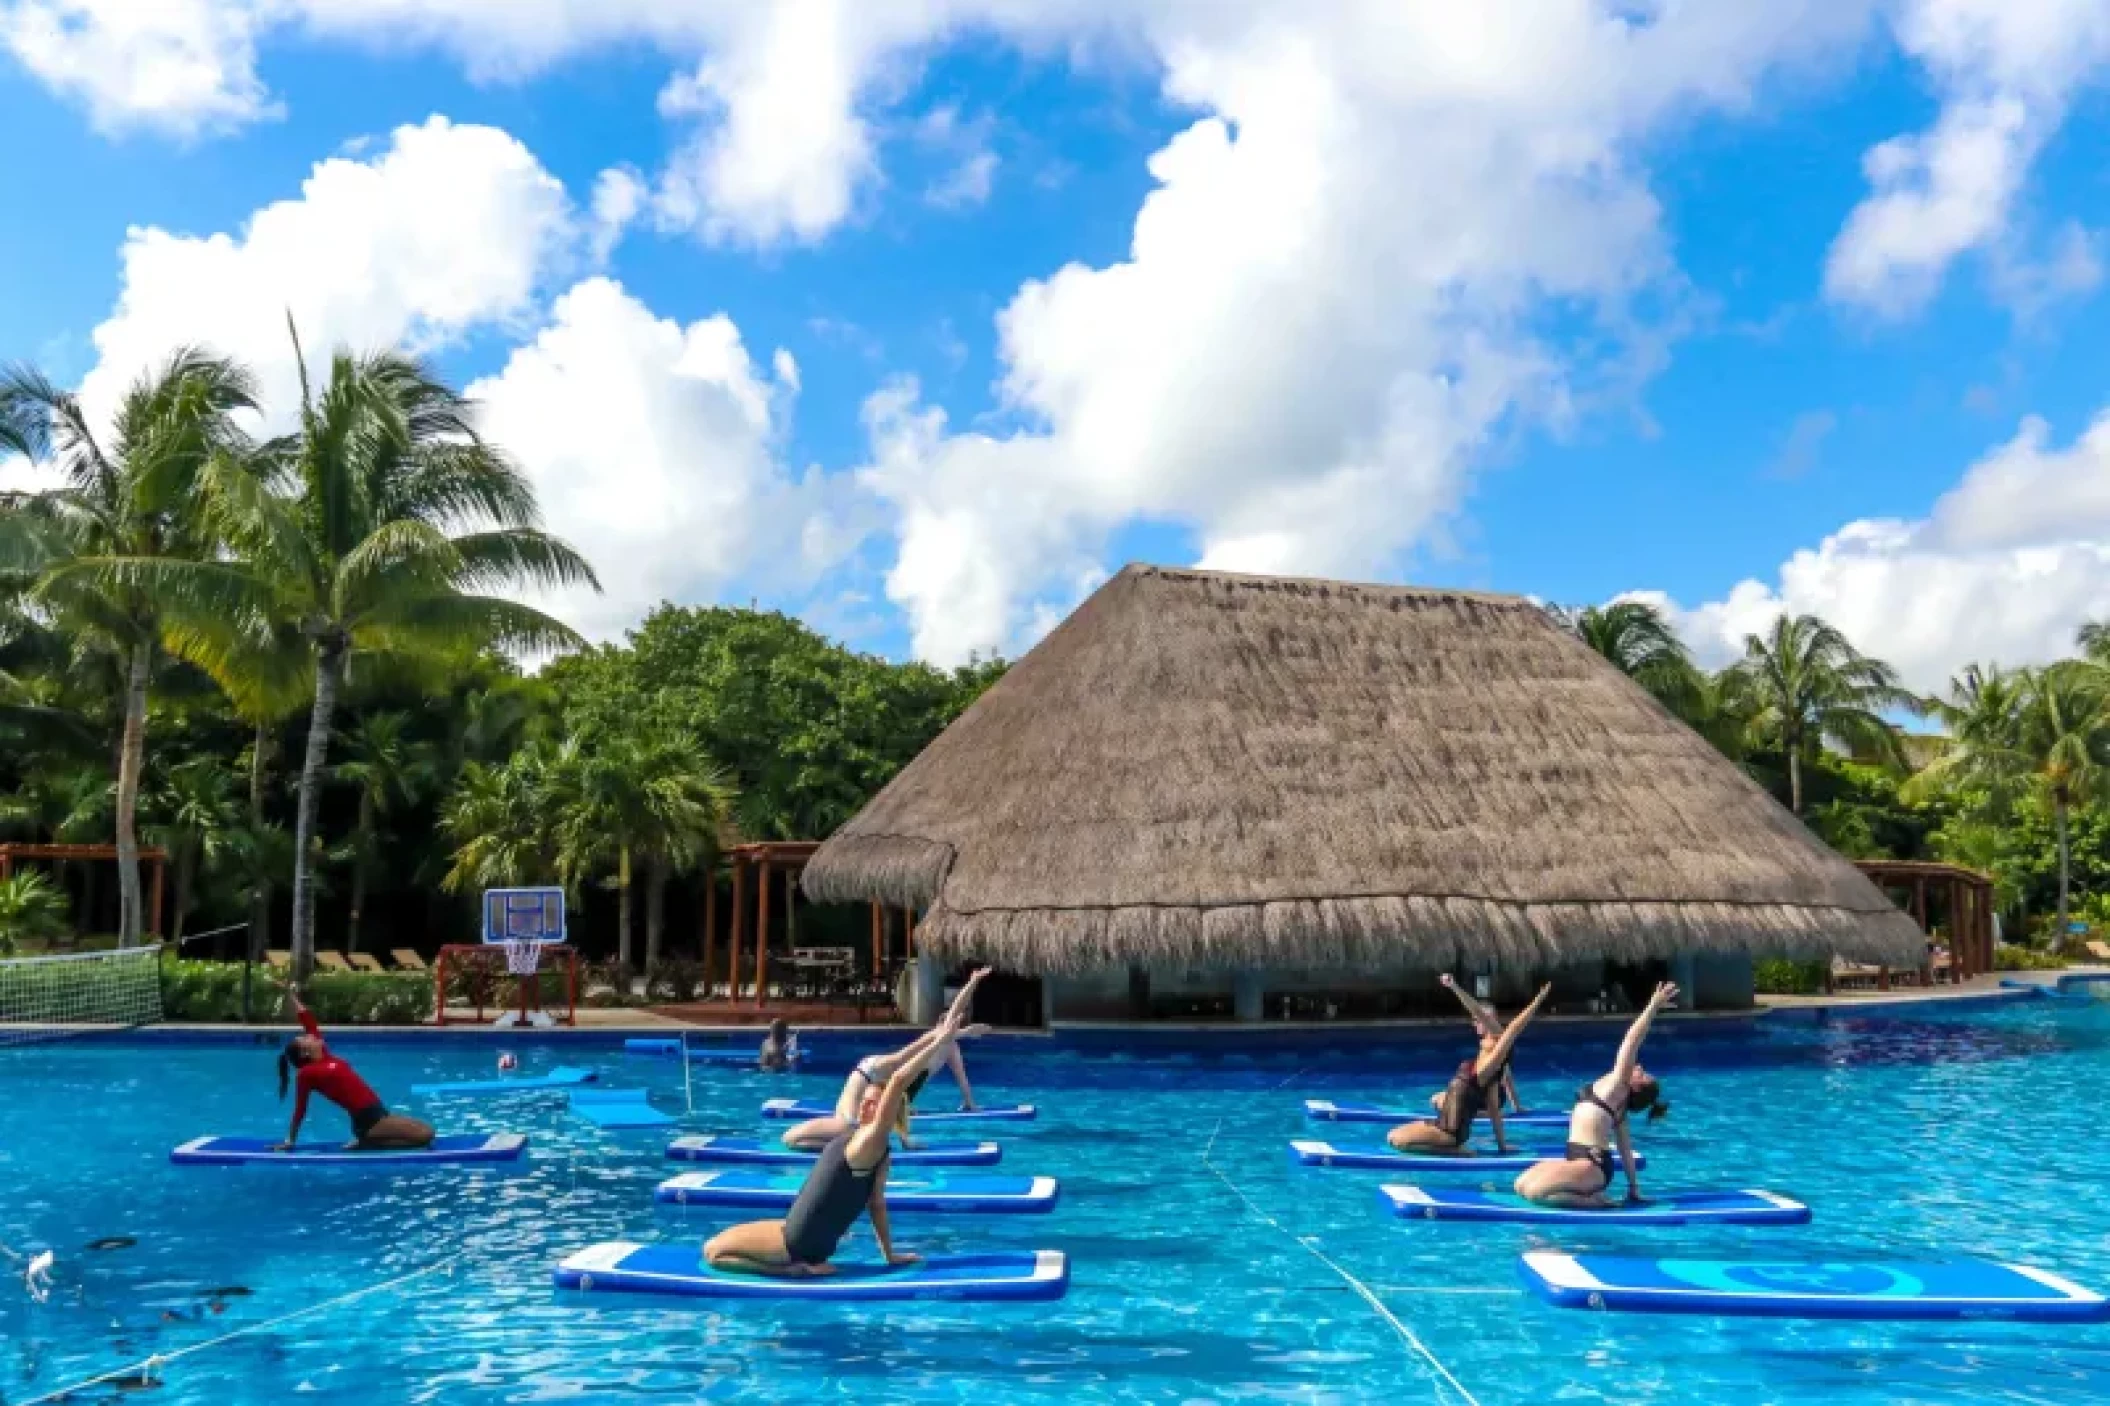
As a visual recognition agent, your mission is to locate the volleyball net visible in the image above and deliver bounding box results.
[0,945,163,1046]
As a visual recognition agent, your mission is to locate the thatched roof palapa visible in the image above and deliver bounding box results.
[804,566,1924,974]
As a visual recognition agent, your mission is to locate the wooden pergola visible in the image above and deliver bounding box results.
[1853,859,1995,982]
[701,840,917,1007]
[0,842,169,938]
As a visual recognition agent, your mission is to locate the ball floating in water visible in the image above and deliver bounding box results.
[497,1052,519,1072]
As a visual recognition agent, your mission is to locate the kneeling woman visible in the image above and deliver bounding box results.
[276,996,434,1151]
[1388,980,1551,1157]
[707,969,991,1277]
[1514,981,1674,1208]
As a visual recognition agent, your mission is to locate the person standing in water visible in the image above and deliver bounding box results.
[1386,980,1553,1156]
[706,969,993,1277]
[1514,981,1675,1208]
[759,1018,799,1072]
[275,995,434,1150]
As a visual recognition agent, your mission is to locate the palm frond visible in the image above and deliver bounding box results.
[447,529,601,594]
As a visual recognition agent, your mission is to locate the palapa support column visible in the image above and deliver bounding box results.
[1232,970,1264,1022]
[729,854,747,1004]
[870,903,883,977]
[701,873,718,997]
[754,856,772,1008]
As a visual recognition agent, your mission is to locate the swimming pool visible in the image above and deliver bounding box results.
[5,1004,2109,1405]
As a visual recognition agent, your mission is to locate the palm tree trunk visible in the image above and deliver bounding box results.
[645,861,667,972]
[113,641,150,947]
[2055,798,2073,953]
[348,791,373,953]
[247,721,270,964]
[289,646,345,985]
[172,841,194,944]
[616,842,634,970]
[1787,745,1804,815]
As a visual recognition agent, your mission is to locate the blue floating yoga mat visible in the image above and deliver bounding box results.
[1291,1139,1643,1174]
[1520,1251,2110,1321]
[762,1098,1036,1123]
[553,1243,1069,1302]
[410,1066,597,1097]
[569,1088,675,1129]
[1303,1099,1569,1130]
[666,1135,1003,1167]
[656,1169,1059,1214]
[1385,1186,1805,1225]
[170,1134,527,1167]
[624,1038,807,1067]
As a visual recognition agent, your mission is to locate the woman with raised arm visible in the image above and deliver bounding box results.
[780,1016,985,1151]
[274,995,434,1151]
[1515,981,1675,1208]
[1388,979,1553,1156]
[1424,974,1528,1115]
[706,969,993,1278]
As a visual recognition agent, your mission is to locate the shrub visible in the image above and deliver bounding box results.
[0,871,72,955]
[1995,943,2068,971]
[161,957,284,1022]
[303,969,433,1025]
[1754,958,1828,996]
[646,960,703,1002]
[159,958,432,1024]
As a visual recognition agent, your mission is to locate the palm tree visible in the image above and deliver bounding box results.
[1907,663,2110,951]
[1717,614,1916,814]
[146,755,243,944]
[334,710,436,951]
[0,353,258,945]
[541,731,734,971]
[1554,600,1705,718]
[439,750,560,895]
[223,344,595,981]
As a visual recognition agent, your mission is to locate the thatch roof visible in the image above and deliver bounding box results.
[804,566,1924,974]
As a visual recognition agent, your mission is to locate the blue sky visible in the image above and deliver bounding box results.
[3,3,2108,690]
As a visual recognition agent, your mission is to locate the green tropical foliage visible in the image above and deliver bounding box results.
[2,351,259,946]
[1719,613,1918,814]
[0,869,70,953]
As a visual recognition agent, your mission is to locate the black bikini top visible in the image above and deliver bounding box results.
[1575,1083,1626,1124]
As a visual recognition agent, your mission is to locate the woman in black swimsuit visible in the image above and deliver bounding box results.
[1515,980,1674,1207]
[704,968,992,1277]
[1387,979,1552,1156]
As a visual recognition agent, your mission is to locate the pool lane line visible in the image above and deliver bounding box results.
[1200,1121,1485,1406]
[12,1251,465,1406]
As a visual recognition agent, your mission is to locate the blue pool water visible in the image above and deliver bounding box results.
[6,1003,2110,1405]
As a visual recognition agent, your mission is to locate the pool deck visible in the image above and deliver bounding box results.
[1759,966,2110,1013]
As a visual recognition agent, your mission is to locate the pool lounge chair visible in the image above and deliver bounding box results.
[391,949,430,972]
[264,950,292,971]
[315,951,353,973]
[348,952,387,974]
[1829,956,1886,992]
[2087,940,2110,965]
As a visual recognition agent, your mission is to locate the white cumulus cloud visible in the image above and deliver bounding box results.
[1826,0,2110,316]
[75,115,581,442]
[467,277,830,641]
[851,2,1881,662]
[1652,411,2110,691]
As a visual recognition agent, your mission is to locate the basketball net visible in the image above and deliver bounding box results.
[494,941,554,1029]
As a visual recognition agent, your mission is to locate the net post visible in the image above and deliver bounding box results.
[682,1029,694,1115]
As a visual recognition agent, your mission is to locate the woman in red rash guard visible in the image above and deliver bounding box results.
[276,995,434,1150]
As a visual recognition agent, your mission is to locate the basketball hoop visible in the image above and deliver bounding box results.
[435,887,577,1028]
